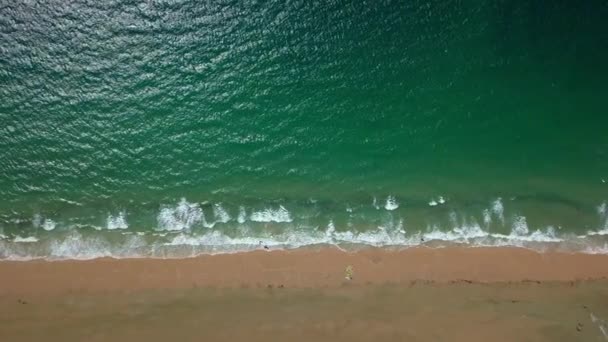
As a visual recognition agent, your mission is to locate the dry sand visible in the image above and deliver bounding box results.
[1,247,608,341]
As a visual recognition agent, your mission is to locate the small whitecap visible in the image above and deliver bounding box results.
[42,219,56,231]
[384,196,399,211]
[213,204,231,223]
[429,196,445,207]
[332,225,409,246]
[250,205,292,223]
[237,206,247,224]
[32,214,42,228]
[107,212,128,230]
[598,202,607,216]
[482,209,492,225]
[32,215,55,231]
[396,219,405,234]
[164,231,268,248]
[157,198,203,231]
[372,197,380,210]
[511,215,529,236]
[491,198,505,224]
[47,232,114,259]
[14,236,39,243]
[325,220,336,238]
[423,223,488,242]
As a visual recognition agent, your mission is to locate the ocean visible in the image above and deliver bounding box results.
[1,0,607,259]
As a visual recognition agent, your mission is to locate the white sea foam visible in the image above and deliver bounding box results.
[33,214,56,231]
[384,196,399,211]
[48,233,112,259]
[164,222,411,250]
[423,223,488,242]
[237,206,247,224]
[4,200,608,259]
[0,220,600,260]
[482,209,492,226]
[250,205,292,223]
[428,196,446,206]
[14,236,39,243]
[157,198,203,231]
[584,243,608,254]
[46,232,147,260]
[396,219,405,234]
[492,198,505,224]
[599,202,607,216]
[326,220,336,237]
[588,228,608,236]
[32,214,42,228]
[107,211,128,230]
[165,231,271,248]
[511,215,529,236]
[527,226,560,241]
[492,226,562,243]
[42,219,56,231]
[599,202,608,230]
[333,226,409,246]
[213,204,231,223]
[586,201,608,234]
[372,197,380,209]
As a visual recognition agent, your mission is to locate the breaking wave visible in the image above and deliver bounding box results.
[107,211,128,230]
[157,198,203,231]
[1,197,608,259]
[250,205,292,223]
[0,219,606,260]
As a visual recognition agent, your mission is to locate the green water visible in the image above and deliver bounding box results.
[1,0,607,258]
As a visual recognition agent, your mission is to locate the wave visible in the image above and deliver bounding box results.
[428,196,446,207]
[491,198,505,225]
[2,197,608,259]
[384,196,399,211]
[213,204,231,224]
[1,219,607,260]
[33,214,56,231]
[13,236,39,243]
[237,206,247,224]
[107,211,128,230]
[250,205,292,223]
[157,198,203,231]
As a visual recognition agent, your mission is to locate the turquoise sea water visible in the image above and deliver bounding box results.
[1,0,608,258]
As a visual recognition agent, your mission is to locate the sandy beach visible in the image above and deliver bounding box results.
[1,247,608,341]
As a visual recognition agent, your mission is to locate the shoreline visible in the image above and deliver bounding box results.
[3,246,608,341]
[2,246,608,294]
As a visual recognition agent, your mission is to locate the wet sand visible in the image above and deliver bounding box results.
[1,247,608,341]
